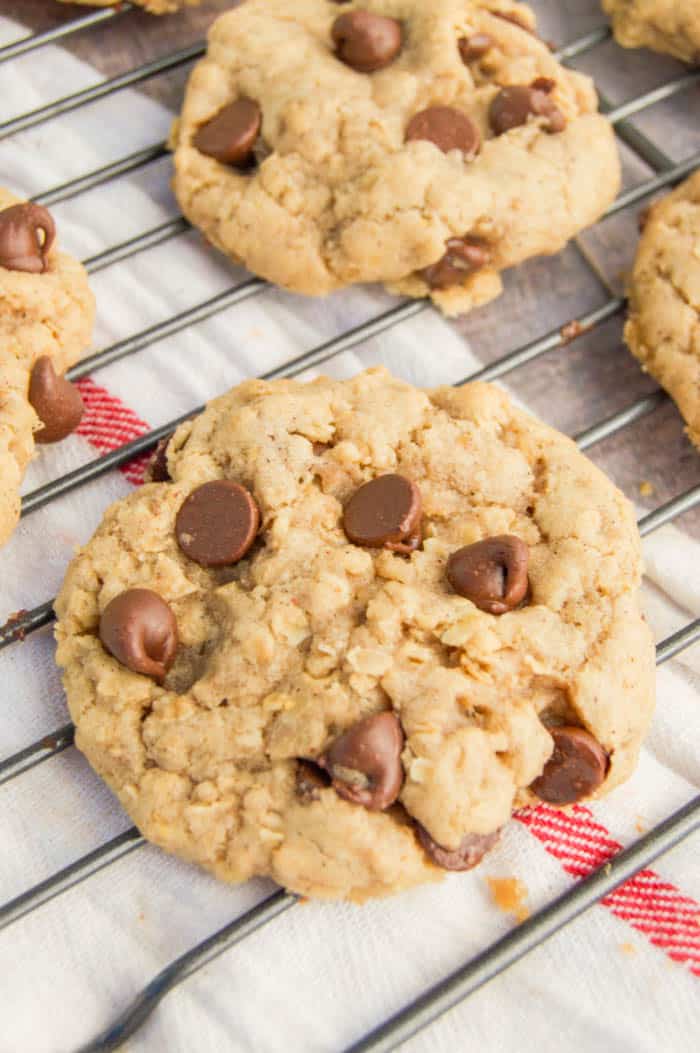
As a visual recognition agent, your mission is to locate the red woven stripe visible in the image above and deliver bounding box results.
[517,805,700,976]
[75,377,151,486]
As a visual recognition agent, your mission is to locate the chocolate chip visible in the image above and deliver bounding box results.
[176,480,260,567]
[421,237,492,290]
[148,433,173,483]
[459,33,494,63]
[530,726,608,805]
[417,824,500,871]
[447,535,529,614]
[99,588,178,683]
[193,99,262,167]
[28,357,84,444]
[320,711,404,811]
[489,85,529,133]
[559,319,588,345]
[405,106,481,159]
[489,84,565,135]
[332,10,402,72]
[530,76,556,94]
[0,203,55,274]
[295,761,330,803]
[343,474,422,553]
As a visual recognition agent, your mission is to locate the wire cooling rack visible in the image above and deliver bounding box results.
[1,6,700,1052]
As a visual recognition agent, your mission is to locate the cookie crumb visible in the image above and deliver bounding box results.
[559,319,589,345]
[619,941,636,956]
[1,609,28,643]
[638,481,654,497]
[635,815,647,834]
[487,876,530,923]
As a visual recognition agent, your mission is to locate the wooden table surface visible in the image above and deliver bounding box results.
[5,0,700,533]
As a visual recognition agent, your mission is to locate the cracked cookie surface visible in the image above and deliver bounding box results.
[54,368,655,901]
[603,0,700,64]
[0,189,94,548]
[172,0,620,317]
[625,171,700,448]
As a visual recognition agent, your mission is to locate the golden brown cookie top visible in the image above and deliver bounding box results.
[625,170,700,448]
[173,0,620,315]
[55,368,655,901]
[603,0,700,64]
[0,189,94,547]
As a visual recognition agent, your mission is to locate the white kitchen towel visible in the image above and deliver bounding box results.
[0,10,698,1053]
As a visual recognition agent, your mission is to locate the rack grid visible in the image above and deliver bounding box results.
[1,7,699,1052]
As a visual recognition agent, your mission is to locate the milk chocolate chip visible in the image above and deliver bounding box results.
[459,33,494,63]
[295,761,330,804]
[0,203,55,274]
[99,588,178,683]
[531,76,556,94]
[332,10,402,72]
[447,535,529,614]
[28,357,84,444]
[421,237,491,290]
[489,83,565,135]
[193,99,262,167]
[417,825,500,871]
[176,480,260,567]
[148,433,173,483]
[406,106,481,159]
[531,726,608,805]
[343,474,422,553]
[320,711,404,810]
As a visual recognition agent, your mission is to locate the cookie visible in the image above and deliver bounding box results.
[625,171,700,447]
[58,0,200,13]
[0,191,95,548]
[54,368,655,902]
[603,0,700,64]
[172,0,621,317]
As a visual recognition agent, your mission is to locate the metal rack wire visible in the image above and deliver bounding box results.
[1,9,699,1052]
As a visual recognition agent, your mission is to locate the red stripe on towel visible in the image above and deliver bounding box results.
[75,377,151,485]
[517,804,700,976]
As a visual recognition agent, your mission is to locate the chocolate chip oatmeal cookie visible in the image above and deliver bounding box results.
[54,368,655,901]
[0,191,94,548]
[625,171,700,448]
[172,0,621,316]
[603,1,700,64]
